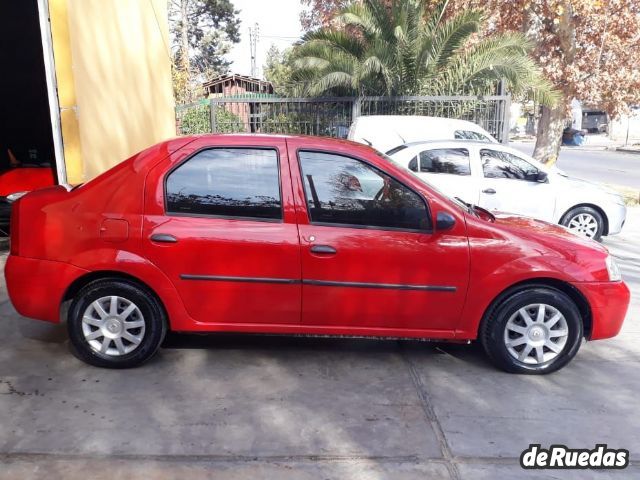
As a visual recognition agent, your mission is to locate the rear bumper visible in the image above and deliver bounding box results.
[573,280,630,340]
[4,255,88,323]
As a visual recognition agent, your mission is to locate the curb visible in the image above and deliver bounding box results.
[616,147,640,155]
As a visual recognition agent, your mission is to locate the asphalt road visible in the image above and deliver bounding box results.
[510,141,640,190]
[0,210,639,479]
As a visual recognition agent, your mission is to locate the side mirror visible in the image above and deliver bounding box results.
[408,158,418,172]
[436,211,456,231]
[536,171,548,183]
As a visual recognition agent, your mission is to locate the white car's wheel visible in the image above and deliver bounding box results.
[561,206,605,241]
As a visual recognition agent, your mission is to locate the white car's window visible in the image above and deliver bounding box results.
[454,130,490,142]
[481,149,539,182]
[417,148,471,176]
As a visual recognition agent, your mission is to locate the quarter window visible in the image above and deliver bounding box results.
[418,148,471,175]
[166,148,282,219]
[299,151,431,231]
[481,149,539,181]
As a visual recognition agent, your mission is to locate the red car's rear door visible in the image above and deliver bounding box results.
[287,138,469,337]
[142,137,301,328]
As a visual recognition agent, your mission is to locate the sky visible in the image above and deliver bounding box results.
[227,0,305,78]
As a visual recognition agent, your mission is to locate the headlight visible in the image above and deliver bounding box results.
[606,255,622,282]
[6,191,28,203]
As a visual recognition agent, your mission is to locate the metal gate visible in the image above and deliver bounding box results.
[176,94,511,143]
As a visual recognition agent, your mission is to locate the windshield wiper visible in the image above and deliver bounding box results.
[454,197,496,221]
[454,196,474,213]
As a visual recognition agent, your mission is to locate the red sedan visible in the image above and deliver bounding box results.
[4,135,630,373]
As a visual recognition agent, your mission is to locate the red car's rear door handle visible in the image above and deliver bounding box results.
[150,233,178,243]
[310,245,337,254]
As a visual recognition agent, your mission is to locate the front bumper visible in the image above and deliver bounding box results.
[605,202,626,236]
[573,280,630,340]
[5,255,89,323]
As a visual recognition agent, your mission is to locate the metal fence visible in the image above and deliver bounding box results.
[176,94,511,143]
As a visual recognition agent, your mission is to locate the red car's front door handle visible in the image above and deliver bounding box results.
[150,233,178,243]
[310,245,337,254]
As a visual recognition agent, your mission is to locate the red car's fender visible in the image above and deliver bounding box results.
[63,248,192,330]
[454,213,610,339]
[456,256,587,339]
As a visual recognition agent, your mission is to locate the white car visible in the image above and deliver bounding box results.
[387,140,626,240]
[348,115,497,153]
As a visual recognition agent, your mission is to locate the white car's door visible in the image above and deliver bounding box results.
[408,147,481,204]
[477,148,556,221]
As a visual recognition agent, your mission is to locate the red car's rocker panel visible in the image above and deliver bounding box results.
[4,133,630,372]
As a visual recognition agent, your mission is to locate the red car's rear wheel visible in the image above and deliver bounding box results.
[68,279,167,368]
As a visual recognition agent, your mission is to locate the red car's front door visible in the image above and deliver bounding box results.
[142,138,301,328]
[288,140,470,336]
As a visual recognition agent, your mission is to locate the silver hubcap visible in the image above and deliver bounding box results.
[568,213,598,238]
[82,296,145,356]
[504,304,569,365]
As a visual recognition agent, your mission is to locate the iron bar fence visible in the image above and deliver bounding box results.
[176,94,511,143]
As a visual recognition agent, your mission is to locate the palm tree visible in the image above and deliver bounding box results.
[292,0,556,105]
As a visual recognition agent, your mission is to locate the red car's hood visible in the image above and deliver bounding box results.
[490,211,608,254]
[464,209,610,282]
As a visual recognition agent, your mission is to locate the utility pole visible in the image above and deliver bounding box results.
[249,23,259,77]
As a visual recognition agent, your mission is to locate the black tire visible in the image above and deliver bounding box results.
[560,206,605,241]
[480,287,583,374]
[68,279,167,368]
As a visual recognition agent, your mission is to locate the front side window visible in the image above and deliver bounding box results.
[299,151,431,231]
[166,148,282,219]
[481,149,539,181]
[419,148,471,175]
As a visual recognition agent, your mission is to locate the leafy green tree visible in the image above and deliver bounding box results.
[169,0,241,103]
[292,0,555,105]
[263,45,298,96]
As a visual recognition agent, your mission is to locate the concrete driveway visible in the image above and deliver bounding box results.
[1,210,638,479]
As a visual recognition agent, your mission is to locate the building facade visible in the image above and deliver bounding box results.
[2,0,176,186]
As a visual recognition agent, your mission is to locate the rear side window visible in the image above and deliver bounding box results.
[418,148,470,175]
[298,151,431,231]
[165,148,282,220]
[454,130,490,142]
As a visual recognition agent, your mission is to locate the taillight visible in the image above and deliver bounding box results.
[9,200,19,256]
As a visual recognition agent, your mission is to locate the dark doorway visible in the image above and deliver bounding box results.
[0,0,58,235]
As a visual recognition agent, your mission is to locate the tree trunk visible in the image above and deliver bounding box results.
[180,1,190,67]
[179,0,192,100]
[532,104,567,166]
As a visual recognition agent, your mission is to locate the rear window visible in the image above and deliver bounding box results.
[454,130,491,142]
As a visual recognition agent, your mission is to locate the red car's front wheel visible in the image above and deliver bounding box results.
[480,287,584,374]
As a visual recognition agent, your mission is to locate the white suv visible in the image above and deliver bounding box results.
[348,115,497,152]
[388,140,626,240]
